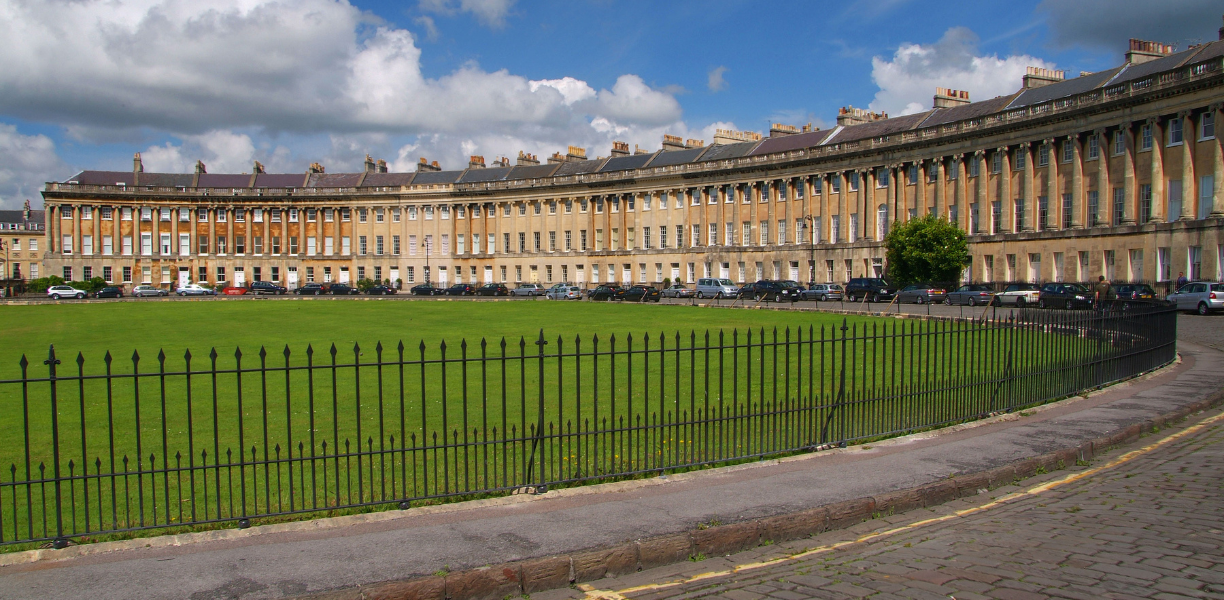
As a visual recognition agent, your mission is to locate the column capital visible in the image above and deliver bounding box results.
[974,149,986,157]
[1146,116,1160,126]
[1093,127,1107,136]
[1044,137,1056,146]
[996,146,1008,153]
[1211,102,1224,113]
[1178,109,1192,120]
[1018,141,1031,150]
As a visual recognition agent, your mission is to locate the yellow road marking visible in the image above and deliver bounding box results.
[585,410,1224,599]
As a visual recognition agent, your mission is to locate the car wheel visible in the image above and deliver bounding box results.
[51,293,60,300]
[967,297,976,307]
[179,292,185,296]
[871,294,880,303]
[991,297,1001,307]
[821,294,829,302]
[76,293,85,299]
[916,296,925,305]
[943,297,952,306]
[1198,302,1210,316]
[1015,298,1026,308]
[1065,300,1074,310]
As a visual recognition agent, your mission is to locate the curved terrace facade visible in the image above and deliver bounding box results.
[41,36,1224,290]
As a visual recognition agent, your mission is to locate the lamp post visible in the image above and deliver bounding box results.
[422,237,432,285]
[800,215,818,285]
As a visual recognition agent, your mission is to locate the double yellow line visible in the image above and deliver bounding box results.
[580,409,1224,600]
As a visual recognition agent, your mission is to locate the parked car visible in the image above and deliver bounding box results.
[221,286,248,295]
[1111,283,1163,310]
[176,283,216,296]
[324,284,358,295]
[46,285,89,299]
[410,283,443,296]
[365,285,397,295]
[620,285,662,302]
[802,283,843,301]
[445,284,477,296]
[512,283,545,297]
[660,284,694,298]
[844,278,895,302]
[1167,282,1224,315]
[476,283,510,296]
[747,280,800,302]
[694,278,739,299]
[133,284,168,297]
[1037,283,1092,309]
[991,283,1040,307]
[587,285,622,301]
[945,284,995,306]
[546,286,582,300]
[93,286,124,299]
[896,283,948,304]
[248,281,287,295]
[294,283,326,295]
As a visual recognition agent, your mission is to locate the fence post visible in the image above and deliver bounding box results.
[525,330,548,492]
[45,346,68,549]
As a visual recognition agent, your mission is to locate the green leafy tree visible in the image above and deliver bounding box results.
[883,215,970,286]
[27,276,65,293]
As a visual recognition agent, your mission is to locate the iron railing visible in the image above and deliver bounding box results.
[0,307,1177,547]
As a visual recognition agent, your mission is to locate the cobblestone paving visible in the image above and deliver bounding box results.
[550,411,1224,600]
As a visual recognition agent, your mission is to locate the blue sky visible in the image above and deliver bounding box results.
[0,0,1220,208]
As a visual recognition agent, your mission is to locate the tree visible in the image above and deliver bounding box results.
[883,214,970,286]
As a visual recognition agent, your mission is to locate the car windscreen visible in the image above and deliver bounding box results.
[717,279,733,286]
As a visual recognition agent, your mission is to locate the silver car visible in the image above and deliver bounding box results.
[1167,282,1224,315]
[132,285,167,297]
[802,283,843,301]
[512,283,545,297]
[661,284,694,298]
[546,286,581,300]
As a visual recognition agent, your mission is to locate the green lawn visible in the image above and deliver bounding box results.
[0,299,1112,546]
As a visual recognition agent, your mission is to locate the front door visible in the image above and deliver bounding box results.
[339,267,350,284]
[233,268,246,287]
[287,268,299,289]
[178,267,189,288]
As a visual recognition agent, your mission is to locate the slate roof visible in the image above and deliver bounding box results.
[552,160,604,176]
[749,129,839,155]
[307,173,364,187]
[0,210,45,229]
[646,146,708,167]
[506,164,560,180]
[824,112,932,145]
[360,173,416,187]
[254,174,307,188]
[919,95,1019,128]
[457,167,513,183]
[410,170,463,185]
[1006,68,1123,109]
[698,141,761,162]
[598,153,656,173]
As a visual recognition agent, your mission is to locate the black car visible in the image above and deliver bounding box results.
[477,283,510,296]
[365,285,397,295]
[1110,283,1164,310]
[735,284,754,299]
[620,285,662,302]
[248,281,287,295]
[844,278,895,302]
[294,283,325,295]
[747,280,800,302]
[94,286,124,298]
[446,284,477,296]
[588,285,623,301]
[411,284,443,296]
[327,284,360,295]
[1037,283,1093,309]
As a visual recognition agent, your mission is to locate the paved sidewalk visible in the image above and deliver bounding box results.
[560,406,1224,600]
[0,342,1219,600]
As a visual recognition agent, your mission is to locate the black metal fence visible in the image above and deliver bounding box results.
[0,307,1177,547]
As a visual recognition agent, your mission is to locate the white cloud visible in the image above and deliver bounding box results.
[708,66,728,92]
[0,124,66,209]
[141,130,284,174]
[0,0,682,142]
[868,27,1053,116]
[414,15,440,42]
[418,0,515,28]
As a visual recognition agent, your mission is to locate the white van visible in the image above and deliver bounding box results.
[695,278,739,299]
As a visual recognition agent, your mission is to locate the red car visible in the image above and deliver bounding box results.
[222,286,248,295]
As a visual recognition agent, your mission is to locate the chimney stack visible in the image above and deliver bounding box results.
[933,87,971,108]
[364,154,376,173]
[684,138,705,149]
[468,155,486,169]
[133,152,143,173]
[376,159,388,173]
[416,158,441,172]
[1126,39,1175,65]
[517,151,540,166]
[634,144,650,155]
[567,146,587,161]
[836,106,888,126]
[195,160,207,174]
[769,123,799,138]
[547,152,566,164]
[253,160,265,174]
[712,129,762,145]
[610,141,630,157]
[491,156,510,168]
[1022,67,1065,89]
[309,162,325,174]
[661,134,686,152]
[23,199,31,220]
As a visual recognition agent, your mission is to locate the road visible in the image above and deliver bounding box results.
[550,407,1224,600]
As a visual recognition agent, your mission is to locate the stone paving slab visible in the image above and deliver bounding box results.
[582,407,1224,600]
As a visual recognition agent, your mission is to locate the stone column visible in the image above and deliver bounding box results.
[973,150,986,233]
[933,157,945,220]
[998,147,1012,232]
[1094,129,1109,226]
[1179,110,1196,220]
[1149,118,1166,222]
[1070,135,1084,228]
[863,169,875,239]
[208,208,216,257]
[817,175,829,243]
[1045,138,1059,231]
[954,155,967,230]
[1122,123,1137,224]
[1020,143,1034,231]
[226,208,235,256]
[1212,104,1224,216]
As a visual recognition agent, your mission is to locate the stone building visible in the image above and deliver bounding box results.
[1,200,46,284]
[40,32,1224,292]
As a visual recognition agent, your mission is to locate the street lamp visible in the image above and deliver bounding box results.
[422,238,432,285]
[800,215,818,285]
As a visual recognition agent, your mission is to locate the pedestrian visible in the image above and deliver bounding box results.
[1176,271,1189,291]
[1094,275,1111,309]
